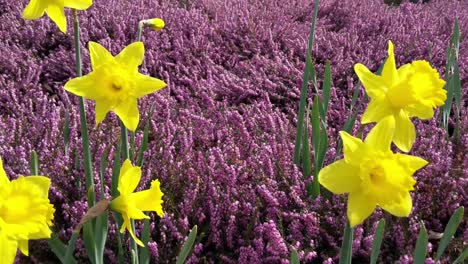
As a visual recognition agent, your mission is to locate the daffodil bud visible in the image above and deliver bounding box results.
[145,18,165,31]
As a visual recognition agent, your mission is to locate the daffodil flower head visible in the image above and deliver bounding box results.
[64,41,167,131]
[318,117,428,227]
[0,157,55,263]
[145,18,165,31]
[22,0,93,33]
[354,40,446,152]
[110,159,164,247]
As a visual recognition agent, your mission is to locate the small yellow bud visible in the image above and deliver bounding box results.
[146,18,165,31]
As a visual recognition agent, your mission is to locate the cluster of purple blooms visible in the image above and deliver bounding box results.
[0,0,466,262]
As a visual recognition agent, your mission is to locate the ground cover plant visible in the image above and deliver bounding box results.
[0,0,466,263]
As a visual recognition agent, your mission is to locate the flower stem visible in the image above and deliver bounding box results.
[137,21,144,42]
[73,9,96,207]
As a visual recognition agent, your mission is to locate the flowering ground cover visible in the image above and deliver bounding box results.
[0,0,466,263]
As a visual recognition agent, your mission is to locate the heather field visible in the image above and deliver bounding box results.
[0,0,467,263]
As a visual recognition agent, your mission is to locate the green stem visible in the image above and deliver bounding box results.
[73,9,95,207]
[136,21,143,42]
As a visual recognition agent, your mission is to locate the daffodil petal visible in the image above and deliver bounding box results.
[132,180,164,217]
[89,42,114,71]
[121,216,144,247]
[116,42,144,70]
[18,240,29,256]
[339,131,364,165]
[114,99,140,131]
[361,97,393,124]
[365,116,395,152]
[64,73,100,100]
[23,176,51,198]
[0,233,17,264]
[64,0,92,10]
[118,162,141,195]
[134,74,167,98]
[45,4,67,33]
[382,41,398,86]
[397,154,428,174]
[380,191,412,217]
[354,64,386,99]
[0,157,9,187]
[393,111,415,152]
[405,103,434,120]
[95,99,113,126]
[22,0,46,19]
[127,206,149,220]
[347,192,375,227]
[318,160,360,194]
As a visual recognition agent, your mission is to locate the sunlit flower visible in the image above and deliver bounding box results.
[110,159,164,247]
[0,157,55,263]
[318,117,428,227]
[22,0,93,33]
[354,40,446,152]
[64,41,166,131]
[145,18,165,31]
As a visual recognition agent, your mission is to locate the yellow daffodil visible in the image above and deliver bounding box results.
[110,159,164,247]
[22,0,93,33]
[64,41,166,131]
[354,41,446,152]
[0,157,55,263]
[318,117,428,227]
[145,18,165,31]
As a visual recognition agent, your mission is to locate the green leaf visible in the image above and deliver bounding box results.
[83,221,98,264]
[310,96,322,198]
[435,206,464,261]
[139,218,151,264]
[322,60,332,121]
[64,232,79,263]
[30,150,39,175]
[413,222,428,264]
[137,104,155,167]
[293,0,320,165]
[176,225,198,264]
[370,219,386,264]
[339,222,354,264]
[94,211,108,264]
[290,249,300,264]
[453,247,468,264]
[63,110,70,155]
[48,233,77,263]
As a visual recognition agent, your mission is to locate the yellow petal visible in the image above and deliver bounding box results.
[0,157,10,187]
[64,0,92,10]
[45,4,67,33]
[134,74,167,98]
[95,99,113,126]
[115,42,144,70]
[132,180,164,217]
[318,160,360,194]
[126,206,149,220]
[361,97,393,124]
[64,73,100,100]
[393,110,415,152]
[23,176,51,198]
[381,40,398,86]
[22,0,46,19]
[114,99,140,131]
[339,131,364,165]
[396,154,428,174]
[120,216,144,247]
[118,160,141,195]
[0,233,17,264]
[347,192,375,227]
[18,240,29,256]
[405,103,434,120]
[408,60,447,107]
[364,116,395,152]
[379,191,412,217]
[354,64,386,99]
[88,42,114,71]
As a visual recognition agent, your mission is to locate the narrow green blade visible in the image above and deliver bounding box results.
[30,150,39,175]
[322,60,332,121]
[290,249,300,264]
[176,225,198,264]
[370,219,386,264]
[48,233,77,263]
[139,218,151,264]
[453,247,468,264]
[64,232,79,263]
[310,96,321,198]
[339,222,354,264]
[413,222,428,264]
[435,207,464,261]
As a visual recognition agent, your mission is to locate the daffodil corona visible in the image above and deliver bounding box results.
[0,157,55,263]
[110,159,164,247]
[22,0,93,33]
[354,41,446,152]
[318,117,428,227]
[64,42,166,131]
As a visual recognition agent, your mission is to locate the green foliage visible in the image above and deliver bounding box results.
[176,225,198,264]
